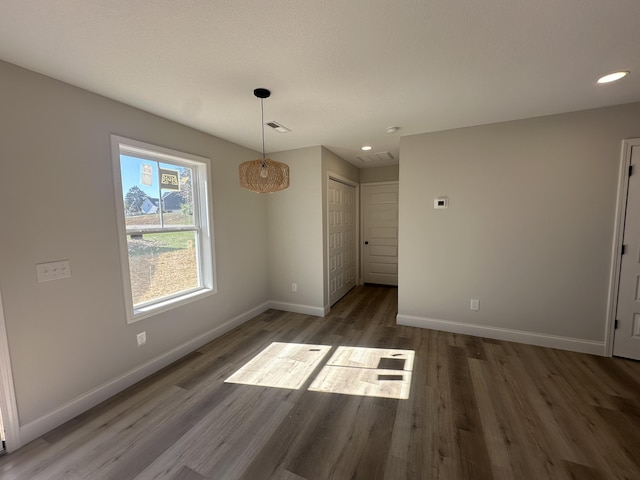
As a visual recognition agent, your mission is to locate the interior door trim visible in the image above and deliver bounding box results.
[0,289,21,452]
[605,138,640,357]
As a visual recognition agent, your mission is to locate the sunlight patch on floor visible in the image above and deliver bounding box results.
[224,342,332,389]
[309,346,414,399]
[225,342,414,399]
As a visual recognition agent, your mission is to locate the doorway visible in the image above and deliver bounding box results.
[361,182,399,285]
[610,139,640,360]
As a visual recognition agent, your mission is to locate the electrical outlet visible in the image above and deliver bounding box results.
[137,331,147,347]
[291,283,297,292]
[470,299,480,311]
[36,260,71,282]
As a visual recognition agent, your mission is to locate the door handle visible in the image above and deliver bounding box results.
[364,241,369,245]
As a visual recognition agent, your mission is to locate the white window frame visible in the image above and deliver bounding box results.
[111,135,216,323]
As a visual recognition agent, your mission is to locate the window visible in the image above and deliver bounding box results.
[111,136,215,322]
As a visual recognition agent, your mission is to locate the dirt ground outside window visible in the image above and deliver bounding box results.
[126,213,199,305]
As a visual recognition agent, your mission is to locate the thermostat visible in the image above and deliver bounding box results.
[434,197,448,209]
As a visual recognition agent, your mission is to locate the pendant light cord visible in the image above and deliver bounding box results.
[260,98,266,160]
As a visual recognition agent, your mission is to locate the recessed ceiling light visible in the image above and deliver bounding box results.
[361,146,372,151]
[597,71,629,84]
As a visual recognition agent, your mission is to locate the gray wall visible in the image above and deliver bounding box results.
[359,165,399,183]
[323,147,360,183]
[267,146,359,313]
[268,147,325,313]
[399,103,640,348]
[0,61,269,432]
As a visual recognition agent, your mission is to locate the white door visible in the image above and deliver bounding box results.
[614,144,640,360]
[0,289,18,452]
[362,182,398,285]
[328,179,357,306]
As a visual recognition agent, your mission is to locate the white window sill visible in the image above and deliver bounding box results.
[128,286,216,324]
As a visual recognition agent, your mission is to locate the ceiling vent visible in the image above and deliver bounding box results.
[357,151,394,163]
[266,121,291,133]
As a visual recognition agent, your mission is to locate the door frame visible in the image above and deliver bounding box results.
[360,181,399,286]
[0,288,21,452]
[326,172,360,301]
[605,138,640,357]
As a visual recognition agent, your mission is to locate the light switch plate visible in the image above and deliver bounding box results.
[36,260,71,282]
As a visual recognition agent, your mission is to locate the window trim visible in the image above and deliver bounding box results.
[111,135,216,323]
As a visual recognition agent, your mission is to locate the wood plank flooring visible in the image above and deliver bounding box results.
[1,285,640,479]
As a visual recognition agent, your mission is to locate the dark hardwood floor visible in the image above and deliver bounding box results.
[1,285,640,479]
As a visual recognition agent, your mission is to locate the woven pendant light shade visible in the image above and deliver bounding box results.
[239,88,290,193]
[239,158,290,193]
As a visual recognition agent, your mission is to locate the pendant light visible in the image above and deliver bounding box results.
[239,88,290,193]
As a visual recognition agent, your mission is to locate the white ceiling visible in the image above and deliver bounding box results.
[1,0,639,167]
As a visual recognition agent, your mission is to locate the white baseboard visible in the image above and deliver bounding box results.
[18,301,271,448]
[268,300,328,317]
[396,314,605,356]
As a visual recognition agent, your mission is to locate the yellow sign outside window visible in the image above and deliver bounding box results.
[159,168,180,191]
